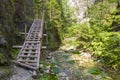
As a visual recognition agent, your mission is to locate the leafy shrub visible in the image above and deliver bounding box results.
[88,32,120,69]
[0,53,7,64]
[65,0,120,70]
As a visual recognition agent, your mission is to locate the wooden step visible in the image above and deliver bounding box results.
[19,55,37,58]
[18,59,37,63]
[21,51,38,54]
[12,45,22,48]
[19,32,28,35]
[13,60,37,70]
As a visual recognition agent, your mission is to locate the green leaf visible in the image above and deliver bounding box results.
[88,68,101,75]
[40,73,58,80]
[62,54,69,59]
[52,67,59,74]
[67,60,75,64]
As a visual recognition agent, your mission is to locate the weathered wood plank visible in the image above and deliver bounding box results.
[18,59,37,63]
[42,46,47,49]
[12,45,22,48]
[19,32,28,35]
[43,34,47,36]
[13,60,37,70]
[19,55,37,58]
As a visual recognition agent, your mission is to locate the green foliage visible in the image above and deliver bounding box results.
[88,68,102,75]
[88,0,118,31]
[10,49,20,59]
[65,0,120,69]
[65,23,94,48]
[67,60,75,64]
[0,53,7,64]
[52,67,59,74]
[34,0,74,50]
[40,73,58,80]
[87,0,120,69]
[62,54,69,59]
[108,0,118,3]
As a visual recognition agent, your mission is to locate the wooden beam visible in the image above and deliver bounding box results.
[41,46,47,49]
[43,34,47,36]
[19,32,28,35]
[13,60,37,70]
[12,45,22,48]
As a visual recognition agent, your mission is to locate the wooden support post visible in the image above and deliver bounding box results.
[13,60,37,70]
[32,71,37,78]
[25,24,27,39]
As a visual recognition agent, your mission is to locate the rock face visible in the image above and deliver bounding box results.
[0,0,34,64]
[68,0,98,22]
[10,66,32,80]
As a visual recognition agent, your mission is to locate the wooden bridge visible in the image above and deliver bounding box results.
[14,17,45,76]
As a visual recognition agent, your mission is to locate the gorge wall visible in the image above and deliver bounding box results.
[0,0,34,64]
[68,0,98,22]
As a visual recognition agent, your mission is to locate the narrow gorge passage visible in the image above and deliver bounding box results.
[0,0,120,80]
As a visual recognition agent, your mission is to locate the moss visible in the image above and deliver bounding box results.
[40,73,58,80]
[0,66,10,80]
[0,53,7,64]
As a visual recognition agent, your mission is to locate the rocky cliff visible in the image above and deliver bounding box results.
[0,0,34,64]
[68,0,98,22]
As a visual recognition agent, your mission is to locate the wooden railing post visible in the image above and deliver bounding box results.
[25,24,27,39]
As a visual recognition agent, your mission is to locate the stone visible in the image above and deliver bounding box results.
[59,72,67,77]
[44,70,50,73]
[46,66,51,70]
[39,64,44,67]
[0,35,7,46]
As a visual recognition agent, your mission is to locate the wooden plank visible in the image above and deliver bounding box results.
[36,42,41,69]
[42,46,47,49]
[18,59,37,63]
[12,45,22,48]
[27,39,40,41]
[43,34,47,36]
[23,48,38,50]
[19,32,28,35]
[13,60,37,70]
[19,55,37,58]
[21,52,38,54]
[25,41,40,43]
[25,24,27,39]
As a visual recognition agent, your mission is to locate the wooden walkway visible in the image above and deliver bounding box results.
[14,18,44,76]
